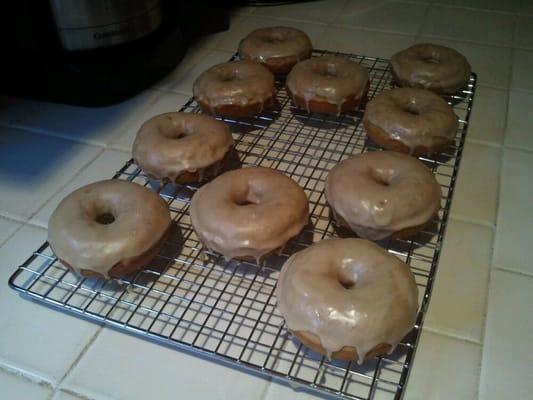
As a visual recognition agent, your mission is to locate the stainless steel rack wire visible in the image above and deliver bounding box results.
[9,49,477,400]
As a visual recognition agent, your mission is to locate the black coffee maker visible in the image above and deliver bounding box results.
[1,1,229,106]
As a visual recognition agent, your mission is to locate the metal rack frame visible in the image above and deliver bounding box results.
[9,49,477,400]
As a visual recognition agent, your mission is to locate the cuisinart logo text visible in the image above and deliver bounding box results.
[93,25,132,40]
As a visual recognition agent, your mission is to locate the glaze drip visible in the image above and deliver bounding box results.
[132,112,234,183]
[48,180,171,278]
[391,43,471,94]
[325,151,442,240]
[190,167,309,261]
[193,60,275,108]
[238,26,312,66]
[286,55,369,113]
[363,88,458,154]
[276,239,418,363]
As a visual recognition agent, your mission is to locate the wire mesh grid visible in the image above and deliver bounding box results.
[9,49,476,400]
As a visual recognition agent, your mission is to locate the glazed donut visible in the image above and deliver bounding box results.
[276,238,418,362]
[286,55,369,115]
[190,167,309,262]
[391,43,471,94]
[325,151,441,240]
[48,180,171,279]
[133,112,234,184]
[193,60,275,118]
[238,26,312,74]
[363,88,458,155]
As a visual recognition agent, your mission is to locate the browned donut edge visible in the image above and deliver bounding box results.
[261,53,311,75]
[264,58,299,75]
[332,208,437,240]
[197,96,274,118]
[55,227,170,279]
[138,148,238,185]
[202,223,307,264]
[232,248,279,263]
[174,148,237,185]
[363,117,454,156]
[390,65,468,95]
[287,83,369,115]
[173,164,220,185]
[292,330,392,362]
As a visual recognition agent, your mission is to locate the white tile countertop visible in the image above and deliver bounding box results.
[1,1,532,399]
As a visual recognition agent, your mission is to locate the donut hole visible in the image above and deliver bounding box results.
[338,277,356,290]
[403,104,421,115]
[171,132,188,140]
[320,64,338,78]
[235,199,254,206]
[265,33,285,44]
[337,261,362,290]
[421,56,440,64]
[233,191,260,207]
[370,168,394,186]
[233,185,263,207]
[337,269,358,289]
[219,71,238,82]
[95,212,115,225]
[159,123,190,139]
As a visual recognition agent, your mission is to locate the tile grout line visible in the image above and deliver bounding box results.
[236,10,329,27]
[478,268,495,398]
[0,215,28,248]
[329,0,352,25]
[0,214,27,224]
[375,5,516,50]
[473,232,499,400]
[258,376,274,400]
[503,144,533,155]
[22,148,105,228]
[53,388,97,400]
[99,146,130,156]
[414,1,432,38]
[249,4,533,51]
[492,264,533,278]
[511,12,519,51]
[0,223,25,249]
[239,12,330,26]
[158,88,192,98]
[466,82,512,92]
[0,146,115,232]
[0,211,29,225]
[448,215,495,230]
[460,76,508,395]
[506,86,533,95]
[465,138,503,149]
[416,32,514,49]
[243,11,421,41]
[0,361,54,389]
[149,85,190,97]
[0,121,107,150]
[0,88,169,152]
[104,87,184,150]
[476,121,507,397]
[327,24,420,41]
[422,326,482,346]
[477,82,513,91]
[105,143,137,155]
[19,218,48,230]
[431,2,518,16]
[52,326,104,395]
[507,46,517,107]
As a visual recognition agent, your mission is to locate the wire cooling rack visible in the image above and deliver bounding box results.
[9,49,476,400]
